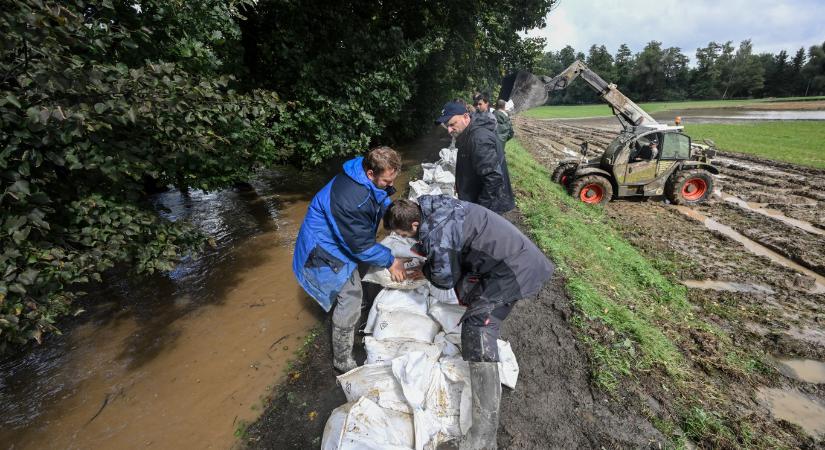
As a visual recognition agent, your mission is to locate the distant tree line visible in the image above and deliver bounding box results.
[534,40,825,103]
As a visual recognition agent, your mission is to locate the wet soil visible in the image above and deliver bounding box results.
[243,210,665,449]
[514,115,825,444]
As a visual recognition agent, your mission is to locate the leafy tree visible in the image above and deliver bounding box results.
[632,41,667,101]
[662,47,690,99]
[718,40,764,98]
[614,44,635,93]
[690,42,723,98]
[802,42,825,96]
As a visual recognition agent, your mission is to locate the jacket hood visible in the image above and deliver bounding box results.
[418,194,461,241]
[470,111,497,132]
[342,156,391,204]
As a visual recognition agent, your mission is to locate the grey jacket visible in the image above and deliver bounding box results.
[416,195,554,320]
[455,112,516,213]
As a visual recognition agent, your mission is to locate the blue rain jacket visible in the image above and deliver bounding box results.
[292,157,395,311]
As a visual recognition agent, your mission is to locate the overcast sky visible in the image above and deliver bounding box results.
[523,0,825,62]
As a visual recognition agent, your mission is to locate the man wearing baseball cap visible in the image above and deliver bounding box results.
[435,100,515,214]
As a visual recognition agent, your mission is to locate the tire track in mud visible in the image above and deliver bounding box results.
[513,116,825,361]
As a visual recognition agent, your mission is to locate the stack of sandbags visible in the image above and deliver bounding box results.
[322,147,520,450]
[409,150,458,201]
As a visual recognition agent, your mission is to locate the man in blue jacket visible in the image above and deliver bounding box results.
[292,146,407,372]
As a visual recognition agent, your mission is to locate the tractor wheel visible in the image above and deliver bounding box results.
[570,175,613,205]
[666,169,714,205]
[551,163,577,189]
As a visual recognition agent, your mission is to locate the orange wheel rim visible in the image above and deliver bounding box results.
[579,184,604,203]
[682,178,707,200]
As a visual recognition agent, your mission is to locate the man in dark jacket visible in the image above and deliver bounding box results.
[492,99,514,144]
[293,147,408,372]
[384,195,554,450]
[436,101,515,214]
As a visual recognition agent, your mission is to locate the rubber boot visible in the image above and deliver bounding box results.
[460,362,501,450]
[331,325,357,373]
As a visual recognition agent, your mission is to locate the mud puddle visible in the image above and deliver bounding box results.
[774,358,825,384]
[674,206,825,293]
[757,388,825,437]
[682,279,775,294]
[714,190,825,236]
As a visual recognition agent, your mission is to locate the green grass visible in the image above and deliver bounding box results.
[685,121,825,169]
[506,138,690,377]
[522,96,825,119]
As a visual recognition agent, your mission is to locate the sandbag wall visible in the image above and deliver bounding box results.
[321,147,520,450]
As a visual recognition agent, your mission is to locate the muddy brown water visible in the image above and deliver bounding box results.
[774,358,825,384]
[757,388,825,437]
[0,130,448,449]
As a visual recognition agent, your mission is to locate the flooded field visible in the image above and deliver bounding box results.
[515,114,825,442]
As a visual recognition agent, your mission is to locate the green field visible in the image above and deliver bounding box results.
[522,97,825,119]
[685,122,825,169]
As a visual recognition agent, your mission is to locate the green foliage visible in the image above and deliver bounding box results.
[0,0,280,351]
[243,0,556,150]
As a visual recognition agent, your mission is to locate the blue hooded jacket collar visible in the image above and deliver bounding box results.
[343,156,392,205]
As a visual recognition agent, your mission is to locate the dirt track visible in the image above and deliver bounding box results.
[516,116,825,445]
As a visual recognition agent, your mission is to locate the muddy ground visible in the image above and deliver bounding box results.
[243,211,666,449]
[516,116,825,446]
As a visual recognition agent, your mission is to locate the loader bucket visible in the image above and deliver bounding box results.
[499,71,549,114]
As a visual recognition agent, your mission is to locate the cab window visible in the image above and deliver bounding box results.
[661,133,690,159]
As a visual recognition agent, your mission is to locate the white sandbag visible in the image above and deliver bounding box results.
[372,306,440,343]
[364,337,442,365]
[432,165,455,184]
[434,332,461,357]
[364,287,429,334]
[428,285,459,304]
[428,302,464,335]
[391,352,443,450]
[321,397,414,450]
[337,363,410,413]
[497,339,520,389]
[421,163,438,183]
[438,148,457,168]
[429,356,472,438]
[408,180,442,201]
[362,234,427,290]
[505,99,514,112]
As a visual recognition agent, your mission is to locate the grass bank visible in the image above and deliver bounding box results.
[505,138,787,448]
[522,97,825,119]
[684,121,825,169]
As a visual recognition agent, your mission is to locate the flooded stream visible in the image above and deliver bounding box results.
[0,130,448,449]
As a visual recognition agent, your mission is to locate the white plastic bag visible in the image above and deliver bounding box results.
[364,287,430,334]
[432,165,455,184]
[321,397,414,450]
[364,337,442,365]
[362,234,427,289]
[434,332,461,357]
[392,352,444,450]
[372,306,440,343]
[438,148,457,168]
[337,363,411,413]
[497,339,520,389]
[428,302,464,335]
[408,180,443,201]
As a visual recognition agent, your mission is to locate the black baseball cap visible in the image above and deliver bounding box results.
[435,101,468,124]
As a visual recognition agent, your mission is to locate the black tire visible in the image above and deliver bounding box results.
[666,169,714,205]
[570,175,613,205]
[551,163,577,189]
